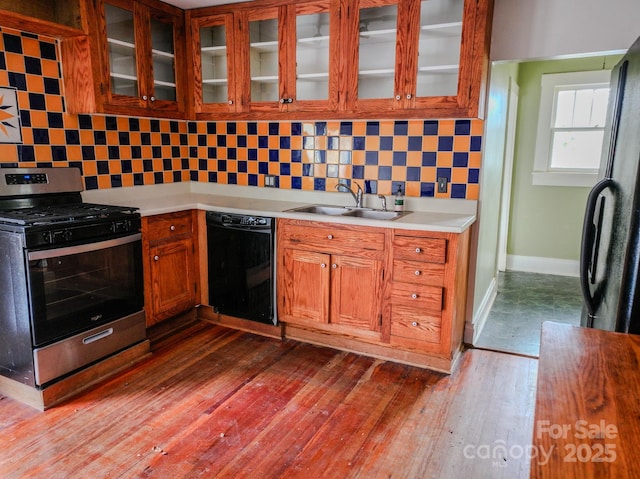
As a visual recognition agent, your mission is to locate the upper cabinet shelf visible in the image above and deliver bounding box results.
[188,0,493,120]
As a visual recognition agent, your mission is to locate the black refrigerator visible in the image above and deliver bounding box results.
[580,35,640,333]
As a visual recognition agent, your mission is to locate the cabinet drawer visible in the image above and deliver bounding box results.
[389,304,441,344]
[390,282,442,312]
[145,211,193,242]
[393,235,446,263]
[280,222,384,254]
[393,260,444,286]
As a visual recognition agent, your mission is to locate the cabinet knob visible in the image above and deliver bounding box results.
[280,98,293,104]
[150,96,156,102]
[327,234,333,240]
[142,95,148,101]
[228,100,234,105]
[153,255,160,261]
[331,263,337,269]
[395,95,401,101]
[411,293,418,299]
[320,263,326,268]
[412,321,418,327]
[406,94,412,100]
[170,225,176,231]
[414,270,421,276]
[415,247,421,254]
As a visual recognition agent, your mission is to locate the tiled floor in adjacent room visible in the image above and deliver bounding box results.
[474,271,583,357]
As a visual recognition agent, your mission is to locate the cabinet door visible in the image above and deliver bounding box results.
[330,255,382,332]
[236,6,283,112]
[280,248,330,324]
[285,1,337,112]
[100,0,185,116]
[407,0,490,116]
[192,13,237,113]
[148,238,196,325]
[345,0,402,112]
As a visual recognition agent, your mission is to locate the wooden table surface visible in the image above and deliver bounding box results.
[531,321,640,478]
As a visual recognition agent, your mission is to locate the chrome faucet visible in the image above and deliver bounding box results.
[378,194,387,211]
[336,181,363,208]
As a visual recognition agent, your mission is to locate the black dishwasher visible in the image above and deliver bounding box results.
[206,211,276,325]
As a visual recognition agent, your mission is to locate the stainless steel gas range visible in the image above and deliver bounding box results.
[0,167,146,388]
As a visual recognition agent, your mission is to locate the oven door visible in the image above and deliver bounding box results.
[27,234,144,347]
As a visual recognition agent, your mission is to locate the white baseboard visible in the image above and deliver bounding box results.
[506,255,579,277]
[465,276,498,345]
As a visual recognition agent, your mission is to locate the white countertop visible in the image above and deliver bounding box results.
[82,182,476,233]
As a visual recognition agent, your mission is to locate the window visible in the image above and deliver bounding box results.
[533,70,611,187]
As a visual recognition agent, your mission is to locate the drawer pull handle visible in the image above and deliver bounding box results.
[332,263,337,269]
[415,247,421,253]
[414,270,421,276]
[320,263,326,268]
[412,321,418,327]
[153,255,160,261]
[170,225,176,231]
[327,234,333,239]
[411,293,418,299]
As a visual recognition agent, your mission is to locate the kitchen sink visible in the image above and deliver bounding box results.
[288,205,352,215]
[342,209,405,220]
[287,204,408,221]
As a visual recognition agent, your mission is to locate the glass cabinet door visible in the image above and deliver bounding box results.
[357,2,398,100]
[248,11,280,104]
[150,15,177,102]
[200,22,230,104]
[295,9,330,102]
[105,3,138,98]
[416,0,464,98]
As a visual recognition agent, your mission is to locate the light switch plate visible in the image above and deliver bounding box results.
[265,175,277,188]
[437,177,448,193]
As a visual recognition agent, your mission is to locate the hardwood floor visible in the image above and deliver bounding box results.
[0,322,538,478]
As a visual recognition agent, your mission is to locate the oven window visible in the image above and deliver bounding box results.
[28,239,144,346]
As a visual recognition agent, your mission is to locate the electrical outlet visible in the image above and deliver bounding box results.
[437,177,448,193]
[264,175,277,188]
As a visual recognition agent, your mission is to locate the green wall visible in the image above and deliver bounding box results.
[508,54,623,261]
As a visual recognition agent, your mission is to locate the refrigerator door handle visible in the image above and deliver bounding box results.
[580,178,614,324]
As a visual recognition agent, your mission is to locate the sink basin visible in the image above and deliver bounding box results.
[288,205,351,215]
[342,209,404,220]
[287,204,408,221]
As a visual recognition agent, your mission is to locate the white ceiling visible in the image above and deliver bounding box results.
[162,0,248,9]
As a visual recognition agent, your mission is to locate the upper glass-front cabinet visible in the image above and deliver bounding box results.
[100,0,185,116]
[415,0,464,98]
[353,0,474,113]
[357,3,399,101]
[249,11,280,105]
[193,13,236,112]
[294,4,332,106]
[188,0,491,119]
[150,15,177,102]
[105,3,138,98]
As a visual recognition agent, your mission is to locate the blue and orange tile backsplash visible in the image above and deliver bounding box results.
[0,27,483,200]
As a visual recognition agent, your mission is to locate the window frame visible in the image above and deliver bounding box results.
[532,70,611,187]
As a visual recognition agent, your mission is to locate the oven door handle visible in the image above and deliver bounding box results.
[27,233,141,261]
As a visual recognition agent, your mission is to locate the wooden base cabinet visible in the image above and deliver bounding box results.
[277,219,385,341]
[277,218,471,373]
[142,211,199,327]
[385,230,470,362]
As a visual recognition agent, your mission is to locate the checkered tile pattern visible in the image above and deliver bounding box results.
[0,27,483,200]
